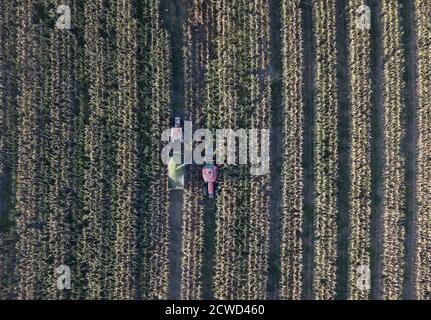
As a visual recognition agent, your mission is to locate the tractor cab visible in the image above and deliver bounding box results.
[202,163,219,198]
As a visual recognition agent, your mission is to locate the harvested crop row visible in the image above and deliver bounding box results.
[181,0,210,300]
[381,0,406,300]
[312,0,339,300]
[347,0,372,300]
[415,0,431,300]
[279,0,304,300]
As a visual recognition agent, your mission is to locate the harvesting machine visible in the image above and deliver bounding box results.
[168,116,185,190]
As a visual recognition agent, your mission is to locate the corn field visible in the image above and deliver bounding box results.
[0,0,430,301]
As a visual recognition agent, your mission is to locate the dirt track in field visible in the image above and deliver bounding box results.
[299,0,315,300]
[400,0,417,300]
[335,0,351,300]
[267,0,283,300]
[161,0,186,300]
[167,191,184,299]
[202,198,216,299]
[369,0,384,300]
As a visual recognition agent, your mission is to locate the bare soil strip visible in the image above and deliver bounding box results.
[335,0,350,300]
[202,199,216,299]
[167,191,184,299]
[266,0,283,300]
[368,0,384,300]
[161,0,186,299]
[400,0,417,300]
[162,0,185,118]
[299,0,315,300]
[0,175,12,231]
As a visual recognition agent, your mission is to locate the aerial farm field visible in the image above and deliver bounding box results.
[0,0,430,300]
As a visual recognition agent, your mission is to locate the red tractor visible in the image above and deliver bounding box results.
[202,164,219,198]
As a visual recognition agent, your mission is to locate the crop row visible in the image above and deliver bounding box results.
[15,0,56,299]
[415,0,431,300]
[77,0,114,299]
[211,0,241,299]
[136,0,172,300]
[381,0,406,300]
[43,0,81,299]
[279,0,304,300]
[312,0,339,300]
[347,0,372,300]
[247,0,271,299]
